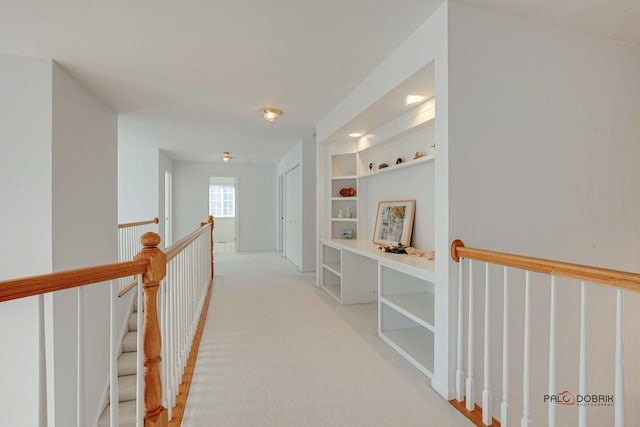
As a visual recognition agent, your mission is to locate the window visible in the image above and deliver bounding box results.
[209,185,235,217]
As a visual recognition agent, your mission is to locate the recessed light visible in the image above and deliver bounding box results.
[406,95,425,105]
[349,132,363,138]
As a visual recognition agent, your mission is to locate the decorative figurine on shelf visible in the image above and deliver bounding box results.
[369,162,373,172]
[414,151,426,159]
[338,209,343,218]
[395,157,403,165]
[406,247,435,260]
[380,243,408,254]
[339,187,356,197]
[346,208,352,218]
[376,243,435,259]
[378,163,388,169]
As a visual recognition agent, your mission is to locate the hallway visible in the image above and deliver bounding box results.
[181,252,470,427]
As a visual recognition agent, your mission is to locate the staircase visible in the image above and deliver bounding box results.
[98,297,140,427]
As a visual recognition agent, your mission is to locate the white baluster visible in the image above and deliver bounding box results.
[466,261,475,411]
[77,287,84,427]
[501,267,510,427]
[615,289,624,427]
[171,259,177,410]
[38,295,47,427]
[159,276,166,410]
[110,280,119,426]
[482,263,492,425]
[579,281,587,427]
[521,271,532,427]
[136,274,144,426]
[456,258,465,402]
[548,276,557,427]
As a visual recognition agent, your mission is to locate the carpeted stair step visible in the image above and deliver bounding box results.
[128,313,138,332]
[122,331,137,352]
[118,351,137,377]
[108,374,137,403]
[98,400,136,427]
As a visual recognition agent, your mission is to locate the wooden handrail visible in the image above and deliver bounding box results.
[0,260,148,303]
[450,240,640,293]
[118,279,138,298]
[118,217,159,229]
[119,217,214,297]
[166,222,211,262]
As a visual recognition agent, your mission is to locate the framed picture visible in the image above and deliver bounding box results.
[372,200,416,246]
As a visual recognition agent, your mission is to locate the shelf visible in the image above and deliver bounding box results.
[322,282,341,303]
[322,263,341,277]
[359,154,434,178]
[331,218,357,222]
[331,175,358,180]
[380,292,434,331]
[331,197,357,201]
[380,326,434,377]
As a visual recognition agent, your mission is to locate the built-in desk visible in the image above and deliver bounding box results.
[319,238,436,378]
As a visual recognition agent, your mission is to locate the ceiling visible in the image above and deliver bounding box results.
[0,0,445,163]
[461,0,640,46]
[1,1,638,164]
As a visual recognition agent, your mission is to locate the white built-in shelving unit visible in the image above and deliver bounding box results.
[318,63,438,380]
[330,153,359,240]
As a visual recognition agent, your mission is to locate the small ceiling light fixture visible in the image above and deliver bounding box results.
[221,151,233,163]
[261,108,283,123]
[348,132,363,138]
[406,94,425,105]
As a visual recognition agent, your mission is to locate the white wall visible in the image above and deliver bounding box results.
[49,62,118,427]
[448,1,640,424]
[0,54,53,427]
[117,143,159,224]
[173,161,277,251]
[0,56,118,427]
[301,139,317,272]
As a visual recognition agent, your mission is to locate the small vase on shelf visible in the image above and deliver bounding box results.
[346,208,352,218]
[338,209,343,218]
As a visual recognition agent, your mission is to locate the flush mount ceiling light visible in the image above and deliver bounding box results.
[261,108,283,123]
[348,132,363,138]
[406,94,425,105]
[221,151,233,163]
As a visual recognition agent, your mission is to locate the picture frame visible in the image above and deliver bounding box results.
[372,200,416,247]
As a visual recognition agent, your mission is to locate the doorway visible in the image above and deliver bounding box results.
[164,171,172,247]
[284,166,301,268]
[278,174,285,256]
[209,176,237,252]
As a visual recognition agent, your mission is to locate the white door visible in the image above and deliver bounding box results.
[284,166,301,268]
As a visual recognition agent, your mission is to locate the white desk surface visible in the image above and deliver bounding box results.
[320,238,435,282]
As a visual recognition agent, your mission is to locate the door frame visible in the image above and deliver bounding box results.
[208,175,239,251]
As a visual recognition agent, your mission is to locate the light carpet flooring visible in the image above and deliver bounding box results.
[181,252,471,427]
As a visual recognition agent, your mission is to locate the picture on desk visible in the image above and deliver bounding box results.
[373,200,415,247]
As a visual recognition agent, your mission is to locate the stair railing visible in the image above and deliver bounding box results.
[159,215,214,423]
[450,240,640,427]
[0,216,214,427]
[118,217,159,293]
